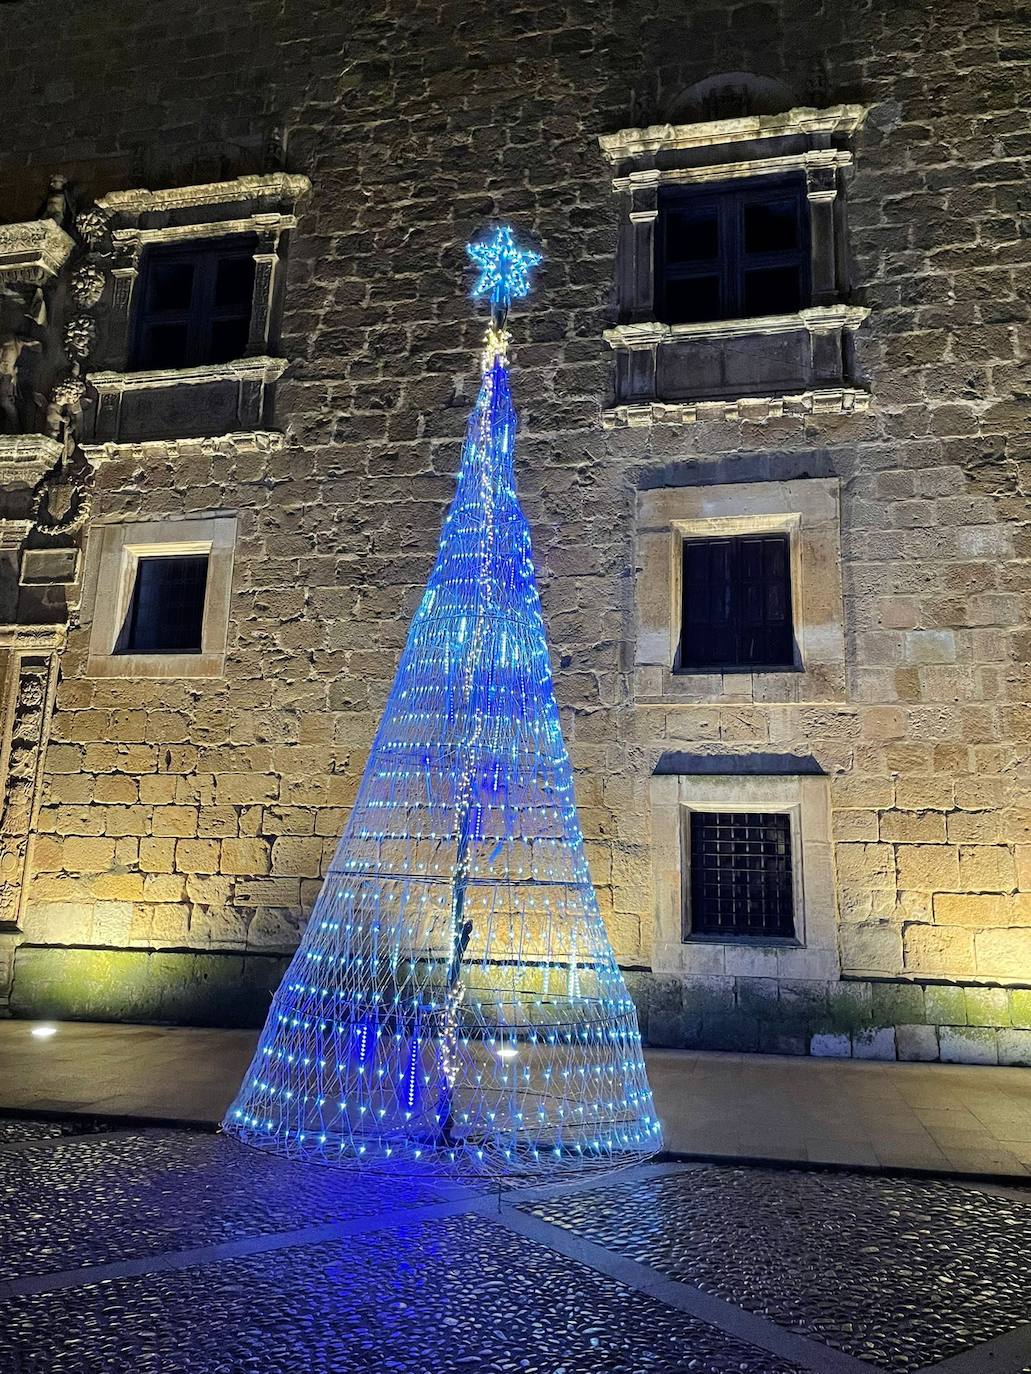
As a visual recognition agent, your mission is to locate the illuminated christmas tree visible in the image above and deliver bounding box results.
[225,226,661,1178]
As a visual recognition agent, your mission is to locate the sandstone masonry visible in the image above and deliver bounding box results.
[0,0,1027,1063]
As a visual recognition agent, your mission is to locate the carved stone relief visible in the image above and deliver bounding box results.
[0,650,58,928]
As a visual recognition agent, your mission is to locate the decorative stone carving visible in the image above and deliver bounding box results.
[74,207,111,248]
[62,315,97,362]
[31,448,94,536]
[70,263,105,309]
[0,330,42,434]
[0,218,74,285]
[0,650,59,928]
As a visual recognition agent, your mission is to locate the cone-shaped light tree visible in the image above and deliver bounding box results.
[225,227,662,1178]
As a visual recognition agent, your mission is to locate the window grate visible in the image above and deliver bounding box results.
[688,810,795,939]
[680,532,794,671]
[122,555,209,654]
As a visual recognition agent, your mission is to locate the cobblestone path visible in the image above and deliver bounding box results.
[1,1123,1030,1373]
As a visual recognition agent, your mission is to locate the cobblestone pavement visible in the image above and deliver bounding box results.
[1,1126,1030,1374]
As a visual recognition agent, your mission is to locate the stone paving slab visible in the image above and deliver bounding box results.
[0,1212,805,1374]
[524,1166,1031,1372]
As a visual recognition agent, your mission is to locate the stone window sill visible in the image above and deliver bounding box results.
[605,389,870,427]
[604,305,870,348]
[89,355,288,394]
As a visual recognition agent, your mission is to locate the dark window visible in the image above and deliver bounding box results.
[656,177,809,324]
[679,533,794,672]
[688,811,795,939]
[131,236,256,370]
[121,555,209,654]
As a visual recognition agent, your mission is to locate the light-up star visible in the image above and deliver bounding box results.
[467,225,541,314]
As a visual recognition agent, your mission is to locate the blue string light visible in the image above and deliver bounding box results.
[224,226,662,1179]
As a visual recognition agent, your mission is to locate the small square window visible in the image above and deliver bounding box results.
[120,555,209,654]
[656,177,810,325]
[687,811,795,940]
[131,236,256,371]
[679,532,794,672]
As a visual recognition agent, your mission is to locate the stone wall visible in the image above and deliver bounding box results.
[0,0,1026,1057]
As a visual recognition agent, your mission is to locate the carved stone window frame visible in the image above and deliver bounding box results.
[600,105,870,422]
[635,477,845,705]
[649,768,840,981]
[84,514,237,679]
[91,174,310,373]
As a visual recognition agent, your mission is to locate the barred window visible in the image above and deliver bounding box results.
[687,810,795,939]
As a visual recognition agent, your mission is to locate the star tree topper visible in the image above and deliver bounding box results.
[467,225,541,319]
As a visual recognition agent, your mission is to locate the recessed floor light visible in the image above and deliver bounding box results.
[30,1024,57,1039]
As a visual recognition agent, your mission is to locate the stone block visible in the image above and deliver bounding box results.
[62,837,117,873]
[895,1023,940,1061]
[997,1029,1031,1067]
[933,892,1010,927]
[904,924,976,976]
[964,985,1011,1027]
[835,842,896,888]
[957,845,1017,892]
[852,1027,897,1060]
[270,837,325,879]
[896,844,959,891]
[810,1031,851,1058]
[220,839,271,877]
[93,775,138,804]
[150,807,199,839]
[839,924,903,974]
[870,981,926,1025]
[175,839,221,874]
[1010,988,1031,1029]
[924,983,968,1026]
[939,1025,999,1065]
[143,873,187,903]
[975,927,1031,979]
[880,810,947,843]
[139,839,176,872]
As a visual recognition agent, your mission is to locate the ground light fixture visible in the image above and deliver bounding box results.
[30,1024,58,1039]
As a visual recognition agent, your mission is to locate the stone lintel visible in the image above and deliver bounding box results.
[599,104,869,162]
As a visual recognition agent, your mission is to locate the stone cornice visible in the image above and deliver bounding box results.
[88,356,288,394]
[599,104,869,162]
[603,306,871,350]
[95,173,312,217]
[82,430,286,464]
[0,218,75,284]
[0,435,64,481]
[603,389,870,427]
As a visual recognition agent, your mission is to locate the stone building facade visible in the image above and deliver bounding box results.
[0,0,1027,1062]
